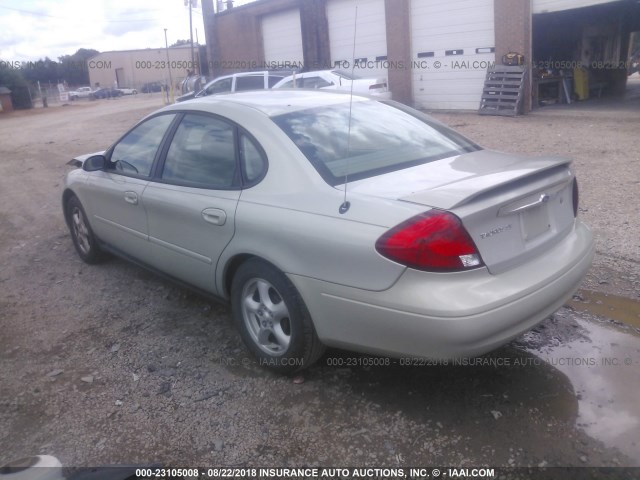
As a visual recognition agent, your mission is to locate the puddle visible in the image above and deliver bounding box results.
[523,309,640,464]
[569,290,640,329]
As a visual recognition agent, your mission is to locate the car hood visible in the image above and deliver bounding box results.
[67,151,105,168]
[345,149,572,210]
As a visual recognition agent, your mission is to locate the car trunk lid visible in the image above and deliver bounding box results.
[348,150,577,274]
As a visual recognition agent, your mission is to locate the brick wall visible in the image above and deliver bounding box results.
[300,0,332,70]
[203,0,332,78]
[384,0,411,104]
[494,0,532,112]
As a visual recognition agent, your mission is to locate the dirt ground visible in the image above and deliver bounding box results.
[1,90,639,473]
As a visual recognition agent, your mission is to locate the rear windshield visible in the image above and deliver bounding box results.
[271,101,480,185]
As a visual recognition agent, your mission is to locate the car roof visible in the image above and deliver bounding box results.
[164,89,372,117]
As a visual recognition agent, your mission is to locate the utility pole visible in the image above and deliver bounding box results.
[189,0,196,74]
[164,28,174,103]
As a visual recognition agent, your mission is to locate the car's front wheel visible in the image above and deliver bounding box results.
[66,196,105,264]
[231,259,325,373]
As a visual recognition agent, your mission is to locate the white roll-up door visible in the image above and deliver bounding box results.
[262,9,304,66]
[411,0,496,110]
[326,0,388,79]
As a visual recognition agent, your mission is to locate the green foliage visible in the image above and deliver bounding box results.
[0,61,32,109]
[170,39,191,47]
[20,48,100,86]
[58,48,100,85]
[21,57,60,84]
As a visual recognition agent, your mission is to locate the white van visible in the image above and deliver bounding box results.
[176,71,289,102]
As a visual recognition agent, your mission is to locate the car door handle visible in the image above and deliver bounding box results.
[124,191,138,205]
[201,208,226,226]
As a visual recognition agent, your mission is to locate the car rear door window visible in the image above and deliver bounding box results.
[110,114,175,177]
[161,114,238,188]
[235,75,265,91]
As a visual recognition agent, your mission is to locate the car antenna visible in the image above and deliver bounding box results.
[339,5,358,215]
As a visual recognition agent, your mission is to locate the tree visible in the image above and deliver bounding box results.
[21,57,60,85]
[58,48,100,85]
[20,49,100,87]
[170,39,191,47]
[0,61,32,109]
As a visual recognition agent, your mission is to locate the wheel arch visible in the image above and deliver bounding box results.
[222,253,284,299]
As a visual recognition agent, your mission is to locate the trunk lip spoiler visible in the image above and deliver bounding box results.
[400,155,573,210]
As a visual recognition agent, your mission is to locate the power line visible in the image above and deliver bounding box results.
[0,3,200,23]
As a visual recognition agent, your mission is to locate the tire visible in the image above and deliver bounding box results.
[66,196,105,264]
[231,259,325,373]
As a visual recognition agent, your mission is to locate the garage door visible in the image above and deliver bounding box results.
[262,9,304,66]
[326,0,388,80]
[411,0,495,110]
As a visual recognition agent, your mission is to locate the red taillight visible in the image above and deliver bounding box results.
[572,178,579,217]
[375,210,484,272]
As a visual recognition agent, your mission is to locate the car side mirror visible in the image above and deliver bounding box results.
[83,154,107,172]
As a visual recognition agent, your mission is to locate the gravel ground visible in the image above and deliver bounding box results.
[0,90,639,473]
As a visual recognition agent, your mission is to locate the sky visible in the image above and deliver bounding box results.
[0,0,255,63]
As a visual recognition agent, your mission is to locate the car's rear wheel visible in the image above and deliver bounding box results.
[231,259,325,373]
[66,196,105,264]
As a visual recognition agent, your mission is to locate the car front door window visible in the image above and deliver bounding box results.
[110,114,175,176]
[206,78,232,95]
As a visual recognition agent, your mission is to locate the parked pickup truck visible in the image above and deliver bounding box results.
[69,87,93,100]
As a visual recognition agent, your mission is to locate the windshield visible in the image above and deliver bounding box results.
[271,101,480,185]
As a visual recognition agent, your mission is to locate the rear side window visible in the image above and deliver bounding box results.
[235,75,265,91]
[239,134,267,183]
[161,114,237,188]
[110,114,175,177]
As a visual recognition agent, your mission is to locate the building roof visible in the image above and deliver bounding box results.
[88,45,198,60]
[0,86,12,94]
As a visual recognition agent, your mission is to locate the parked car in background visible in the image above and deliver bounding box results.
[175,71,289,102]
[116,87,138,95]
[273,69,391,98]
[69,87,92,100]
[90,87,123,99]
[141,82,164,93]
[62,90,593,373]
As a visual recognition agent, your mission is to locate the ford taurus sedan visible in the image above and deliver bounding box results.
[62,90,594,373]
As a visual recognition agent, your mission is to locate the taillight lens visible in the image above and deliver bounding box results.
[376,210,484,272]
[572,178,579,217]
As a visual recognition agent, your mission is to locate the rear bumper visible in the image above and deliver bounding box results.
[289,221,594,359]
